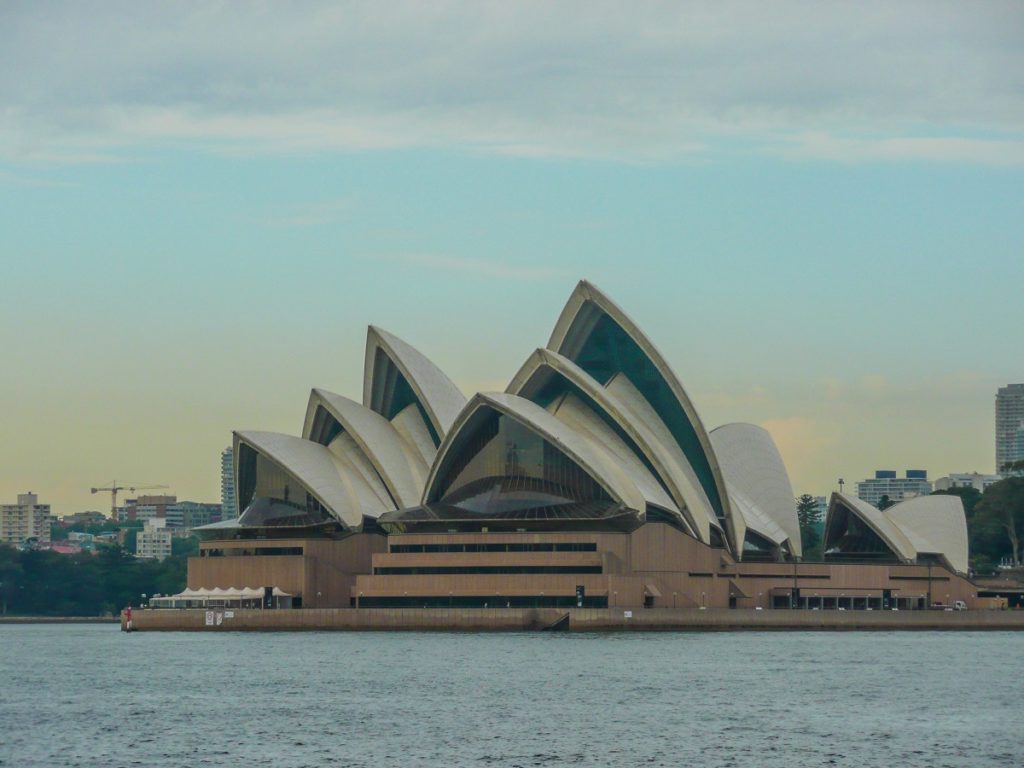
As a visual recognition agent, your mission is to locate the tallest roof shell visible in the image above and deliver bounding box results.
[546,280,737,553]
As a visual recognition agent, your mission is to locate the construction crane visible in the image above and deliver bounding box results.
[90,482,170,520]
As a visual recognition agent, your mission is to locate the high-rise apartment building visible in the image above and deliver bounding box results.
[856,470,931,507]
[996,384,1024,472]
[136,518,172,560]
[221,446,237,519]
[0,492,53,546]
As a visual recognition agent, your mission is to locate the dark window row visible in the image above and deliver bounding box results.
[734,573,830,579]
[357,595,608,609]
[389,542,598,553]
[374,565,603,575]
[201,547,304,557]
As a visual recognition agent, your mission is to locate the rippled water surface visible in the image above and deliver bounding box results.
[1,625,1021,767]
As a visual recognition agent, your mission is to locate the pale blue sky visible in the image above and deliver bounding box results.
[2,2,1022,513]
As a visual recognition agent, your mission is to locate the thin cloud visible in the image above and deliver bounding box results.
[2,3,1022,165]
[788,132,1024,166]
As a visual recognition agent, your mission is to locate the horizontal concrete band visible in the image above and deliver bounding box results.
[123,608,1024,632]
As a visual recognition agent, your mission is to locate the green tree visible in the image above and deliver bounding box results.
[0,544,22,615]
[877,494,895,511]
[975,477,1024,567]
[796,494,822,558]
[171,536,199,558]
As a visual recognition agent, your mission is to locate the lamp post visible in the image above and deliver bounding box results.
[673,591,677,609]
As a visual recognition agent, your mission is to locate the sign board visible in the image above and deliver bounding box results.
[205,611,214,626]
[215,612,224,626]
[623,610,633,619]
[224,611,234,619]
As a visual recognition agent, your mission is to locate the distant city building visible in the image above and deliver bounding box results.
[167,501,222,530]
[136,518,172,560]
[856,470,931,507]
[0,492,53,546]
[221,446,237,519]
[933,473,1003,494]
[67,531,96,550]
[60,510,107,527]
[996,383,1024,472]
[124,495,177,523]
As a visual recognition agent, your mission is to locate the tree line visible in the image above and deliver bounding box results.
[0,543,188,617]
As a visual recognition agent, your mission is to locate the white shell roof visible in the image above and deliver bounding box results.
[726,486,787,546]
[302,388,427,508]
[709,423,802,558]
[234,430,390,529]
[546,280,736,552]
[885,494,969,575]
[547,391,680,516]
[605,372,722,542]
[826,492,917,563]
[423,391,647,514]
[507,347,704,538]
[363,325,466,441]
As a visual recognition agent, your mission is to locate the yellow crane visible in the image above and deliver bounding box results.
[90,482,170,520]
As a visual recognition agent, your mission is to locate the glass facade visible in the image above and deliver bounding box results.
[433,411,612,516]
[566,310,727,532]
[370,348,441,446]
[236,444,335,527]
[823,504,899,562]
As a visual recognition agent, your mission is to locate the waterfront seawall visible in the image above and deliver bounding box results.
[122,607,1024,632]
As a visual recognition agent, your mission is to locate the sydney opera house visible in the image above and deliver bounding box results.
[189,281,978,611]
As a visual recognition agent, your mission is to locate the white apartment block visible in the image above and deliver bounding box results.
[136,518,172,560]
[856,470,931,507]
[0,492,52,546]
[933,473,1003,493]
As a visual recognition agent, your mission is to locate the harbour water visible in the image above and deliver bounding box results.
[1,625,1020,767]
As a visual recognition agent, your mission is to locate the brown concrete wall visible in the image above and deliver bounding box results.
[188,555,308,596]
[189,534,387,607]
[189,525,981,611]
[126,607,563,631]
[123,606,1024,633]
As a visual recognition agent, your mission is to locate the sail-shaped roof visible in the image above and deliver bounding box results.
[885,494,968,575]
[824,492,917,563]
[363,326,466,446]
[233,430,390,529]
[508,348,707,537]
[302,388,427,508]
[423,392,647,515]
[709,423,801,558]
[546,280,736,551]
